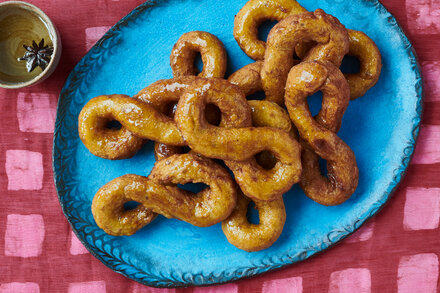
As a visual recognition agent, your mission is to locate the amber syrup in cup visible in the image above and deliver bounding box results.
[0,6,53,84]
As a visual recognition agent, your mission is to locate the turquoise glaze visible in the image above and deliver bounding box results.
[53,0,423,287]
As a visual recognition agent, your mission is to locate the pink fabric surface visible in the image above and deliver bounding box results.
[1,0,439,292]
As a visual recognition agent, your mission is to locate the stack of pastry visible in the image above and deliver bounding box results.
[78,0,381,251]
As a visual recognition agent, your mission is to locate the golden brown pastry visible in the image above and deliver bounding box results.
[222,191,286,252]
[225,100,300,201]
[92,153,237,235]
[296,30,382,100]
[91,175,157,236]
[228,60,264,96]
[175,78,302,201]
[233,0,307,60]
[78,94,186,159]
[285,60,358,205]
[175,78,300,161]
[344,29,382,100]
[136,78,221,161]
[225,65,298,200]
[261,9,349,105]
[234,1,381,100]
[170,31,227,78]
[154,142,187,161]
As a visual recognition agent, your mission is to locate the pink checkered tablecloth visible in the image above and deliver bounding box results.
[1,0,439,292]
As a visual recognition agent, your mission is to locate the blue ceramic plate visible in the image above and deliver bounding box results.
[53,0,423,288]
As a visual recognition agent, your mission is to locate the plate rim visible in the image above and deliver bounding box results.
[53,0,424,288]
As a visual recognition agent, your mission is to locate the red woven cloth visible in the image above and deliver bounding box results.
[1,0,439,292]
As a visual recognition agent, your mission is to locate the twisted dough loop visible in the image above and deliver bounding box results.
[79,77,202,160]
[78,95,144,160]
[135,76,198,161]
[285,60,358,206]
[345,29,382,100]
[92,153,237,235]
[175,78,300,161]
[296,29,382,100]
[91,175,157,236]
[234,0,381,100]
[147,154,237,226]
[155,30,227,159]
[175,78,252,160]
[222,192,286,251]
[170,31,227,78]
[136,77,221,161]
[233,0,306,60]
[175,78,302,201]
[78,94,186,159]
[262,9,349,105]
[228,62,300,201]
[225,100,299,201]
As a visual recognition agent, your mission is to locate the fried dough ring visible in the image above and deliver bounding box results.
[78,94,186,159]
[135,78,222,161]
[170,31,227,78]
[147,154,237,225]
[227,64,300,200]
[285,60,358,206]
[175,78,302,201]
[233,0,307,60]
[78,95,144,160]
[261,9,349,105]
[296,30,382,100]
[79,77,207,160]
[222,191,286,251]
[83,76,197,159]
[91,176,157,236]
[225,100,297,201]
[175,78,301,161]
[234,1,381,100]
[135,76,196,161]
[345,30,382,100]
[92,153,237,235]
[153,101,221,161]
[153,77,291,186]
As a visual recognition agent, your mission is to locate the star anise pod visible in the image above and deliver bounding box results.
[18,38,54,72]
